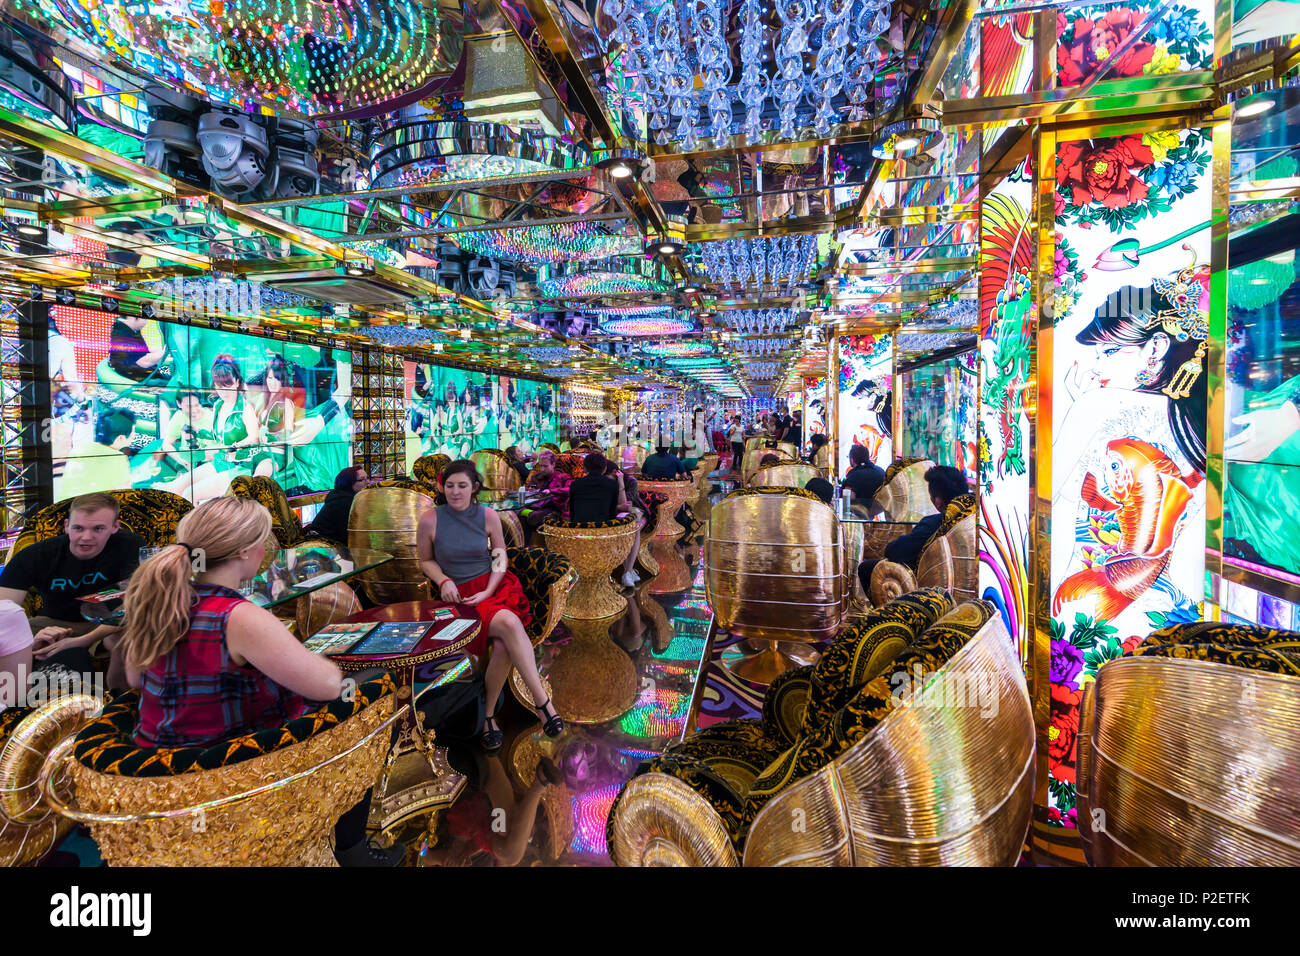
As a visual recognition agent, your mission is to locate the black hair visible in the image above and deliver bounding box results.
[440,459,484,500]
[334,465,365,491]
[210,353,245,391]
[584,451,608,474]
[1075,284,1207,474]
[925,465,969,506]
[805,477,834,504]
[849,443,872,466]
[809,433,828,448]
[95,406,137,446]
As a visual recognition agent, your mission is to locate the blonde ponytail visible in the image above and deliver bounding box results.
[121,497,273,670]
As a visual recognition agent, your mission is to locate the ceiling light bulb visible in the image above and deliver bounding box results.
[610,161,634,179]
[16,223,44,237]
[894,137,920,152]
[1235,99,1274,119]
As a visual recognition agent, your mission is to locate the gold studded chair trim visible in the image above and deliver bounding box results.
[743,612,1034,866]
[1083,655,1300,866]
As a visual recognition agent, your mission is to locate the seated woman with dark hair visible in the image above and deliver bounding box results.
[306,465,369,544]
[119,496,399,867]
[505,445,530,482]
[759,452,782,468]
[417,460,564,751]
[566,453,642,587]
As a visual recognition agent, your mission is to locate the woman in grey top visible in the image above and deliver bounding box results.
[417,460,563,751]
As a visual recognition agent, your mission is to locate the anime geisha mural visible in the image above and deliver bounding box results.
[1046,127,1212,831]
[836,334,893,475]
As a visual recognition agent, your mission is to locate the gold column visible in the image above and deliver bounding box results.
[828,334,840,480]
[1204,117,1231,612]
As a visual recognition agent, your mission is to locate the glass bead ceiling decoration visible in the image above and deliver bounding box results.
[19,0,451,115]
[604,0,898,149]
[720,308,799,334]
[698,236,817,293]
[599,314,696,336]
[538,258,673,299]
[452,222,641,267]
[639,341,713,357]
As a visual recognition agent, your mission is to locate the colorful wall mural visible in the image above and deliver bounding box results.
[900,357,978,482]
[977,158,1034,666]
[1046,127,1212,829]
[803,375,828,437]
[837,334,893,474]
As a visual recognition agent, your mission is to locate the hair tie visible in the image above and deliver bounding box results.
[176,541,200,560]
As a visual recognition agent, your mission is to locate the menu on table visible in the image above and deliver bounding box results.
[350,621,435,656]
[303,622,377,656]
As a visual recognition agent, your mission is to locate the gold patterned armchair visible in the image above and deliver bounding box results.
[1077,622,1300,866]
[538,514,638,620]
[348,483,436,604]
[413,453,452,491]
[869,493,977,607]
[226,475,304,548]
[0,695,103,866]
[471,448,523,503]
[750,461,820,489]
[609,599,1033,865]
[873,457,938,522]
[9,489,193,616]
[32,677,397,866]
[705,487,843,684]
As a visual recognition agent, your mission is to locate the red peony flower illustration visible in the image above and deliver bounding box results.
[1058,8,1157,86]
[1049,683,1085,784]
[1056,135,1155,210]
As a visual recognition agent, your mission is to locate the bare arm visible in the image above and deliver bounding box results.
[225,602,344,701]
[462,509,507,606]
[0,646,32,708]
[0,586,26,606]
[417,509,461,602]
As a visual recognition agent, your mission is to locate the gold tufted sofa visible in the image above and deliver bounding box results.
[226,475,304,548]
[1077,622,1300,866]
[9,489,193,616]
[608,596,1034,865]
[869,492,977,607]
[38,677,398,866]
[705,487,843,683]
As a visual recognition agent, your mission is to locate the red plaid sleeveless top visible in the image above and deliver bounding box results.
[134,583,307,748]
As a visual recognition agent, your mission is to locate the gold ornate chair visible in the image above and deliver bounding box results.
[869,493,977,607]
[36,678,397,866]
[499,509,526,549]
[637,477,695,538]
[1077,622,1300,866]
[10,490,193,615]
[348,483,436,604]
[226,475,304,548]
[500,547,576,709]
[0,695,103,866]
[750,461,820,489]
[293,582,362,638]
[705,487,844,684]
[872,458,937,522]
[470,448,522,503]
[538,514,639,619]
[411,453,451,494]
[608,601,1034,865]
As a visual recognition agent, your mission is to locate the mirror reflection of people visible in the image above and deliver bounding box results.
[417,461,564,751]
[841,443,885,504]
[119,497,400,866]
[0,493,142,686]
[856,466,968,595]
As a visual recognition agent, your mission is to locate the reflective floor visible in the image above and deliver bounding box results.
[391,493,727,867]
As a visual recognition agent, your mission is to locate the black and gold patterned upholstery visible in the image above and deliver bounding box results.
[413,454,451,489]
[72,675,396,777]
[226,475,303,548]
[612,591,976,853]
[637,490,668,536]
[553,453,587,478]
[542,513,637,531]
[721,485,824,505]
[506,546,575,645]
[926,493,976,548]
[882,457,927,484]
[10,489,194,615]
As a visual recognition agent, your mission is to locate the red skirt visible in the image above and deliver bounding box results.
[457,570,533,657]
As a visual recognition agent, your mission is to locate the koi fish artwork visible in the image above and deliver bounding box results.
[1053,437,1202,622]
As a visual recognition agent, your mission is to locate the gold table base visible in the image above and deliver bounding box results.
[367,709,466,833]
[721,640,821,686]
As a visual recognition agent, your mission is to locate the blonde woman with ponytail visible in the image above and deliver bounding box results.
[119,496,401,866]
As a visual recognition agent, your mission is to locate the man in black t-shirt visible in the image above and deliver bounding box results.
[0,493,143,662]
[841,443,886,505]
[785,410,803,449]
[107,314,164,382]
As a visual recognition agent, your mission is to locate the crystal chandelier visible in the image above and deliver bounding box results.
[734,337,791,356]
[745,362,781,379]
[699,235,817,292]
[721,308,798,334]
[604,0,894,149]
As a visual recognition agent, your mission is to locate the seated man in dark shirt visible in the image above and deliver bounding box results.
[0,492,143,680]
[641,445,688,481]
[568,453,641,588]
[108,314,165,382]
[841,443,886,506]
[856,466,967,596]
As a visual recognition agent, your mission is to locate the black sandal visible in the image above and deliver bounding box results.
[536,698,564,738]
[480,714,504,752]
